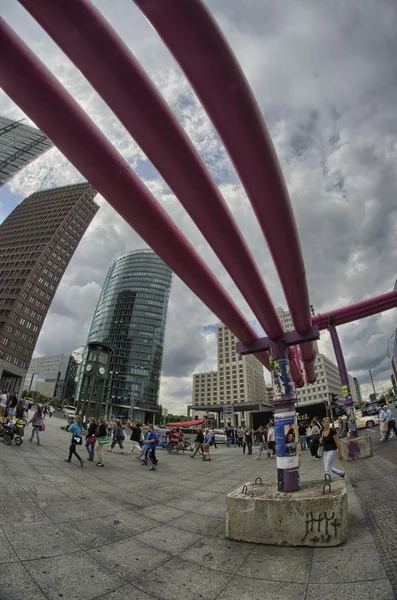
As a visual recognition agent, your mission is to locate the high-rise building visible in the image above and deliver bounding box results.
[192,324,269,426]
[78,249,173,422]
[0,116,53,187]
[0,182,98,391]
[23,353,78,402]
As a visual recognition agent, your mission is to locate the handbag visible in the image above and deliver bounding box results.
[317,445,324,457]
[98,436,109,445]
[87,435,96,444]
[40,423,46,432]
[72,436,82,445]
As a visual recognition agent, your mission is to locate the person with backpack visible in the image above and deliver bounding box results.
[85,417,97,461]
[108,419,125,453]
[190,427,204,458]
[145,424,158,471]
[27,405,44,445]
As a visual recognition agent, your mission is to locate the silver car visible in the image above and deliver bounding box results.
[212,429,227,444]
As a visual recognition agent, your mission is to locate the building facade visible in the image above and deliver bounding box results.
[192,324,269,426]
[0,116,53,187]
[0,182,98,392]
[353,377,362,405]
[78,249,173,422]
[24,353,77,402]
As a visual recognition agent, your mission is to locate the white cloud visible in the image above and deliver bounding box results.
[1,0,396,412]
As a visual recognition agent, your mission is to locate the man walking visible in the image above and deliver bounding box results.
[145,424,158,471]
[379,406,388,441]
[384,406,397,441]
[128,421,142,454]
[190,427,204,458]
[298,422,307,450]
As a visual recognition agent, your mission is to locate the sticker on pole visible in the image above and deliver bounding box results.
[275,411,298,469]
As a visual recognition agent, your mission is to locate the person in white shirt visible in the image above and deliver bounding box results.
[378,407,387,441]
[0,391,8,418]
[266,422,275,457]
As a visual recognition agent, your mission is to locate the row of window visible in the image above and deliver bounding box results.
[0,349,27,369]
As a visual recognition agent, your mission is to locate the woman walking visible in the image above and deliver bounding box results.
[108,419,125,453]
[27,405,44,444]
[85,417,97,462]
[255,428,267,460]
[319,417,345,479]
[65,416,84,467]
[96,416,108,467]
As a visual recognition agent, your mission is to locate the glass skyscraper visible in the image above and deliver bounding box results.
[79,250,173,421]
[0,116,53,187]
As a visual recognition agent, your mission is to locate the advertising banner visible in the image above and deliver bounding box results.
[275,411,298,470]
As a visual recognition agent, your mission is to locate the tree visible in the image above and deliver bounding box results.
[61,398,69,407]
[155,404,163,425]
[49,398,57,406]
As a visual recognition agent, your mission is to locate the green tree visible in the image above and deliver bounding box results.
[49,398,57,406]
[61,398,69,407]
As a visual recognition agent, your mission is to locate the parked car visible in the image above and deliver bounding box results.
[212,428,227,444]
[63,405,76,419]
[356,413,379,429]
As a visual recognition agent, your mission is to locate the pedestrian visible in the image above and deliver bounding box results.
[108,419,125,453]
[226,427,233,448]
[237,427,244,447]
[15,398,26,421]
[202,428,212,461]
[243,428,253,455]
[107,420,113,438]
[319,417,345,479]
[255,428,267,460]
[85,417,97,461]
[384,405,397,441]
[378,406,388,441]
[266,421,275,457]
[65,415,84,467]
[0,391,7,418]
[145,424,158,471]
[27,405,44,444]
[190,427,204,458]
[298,422,307,450]
[49,405,55,418]
[96,416,108,467]
[7,394,17,417]
[138,426,149,463]
[127,421,141,454]
[309,419,321,460]
[233,427,238,446]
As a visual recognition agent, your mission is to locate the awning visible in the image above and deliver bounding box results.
[166,419,205,428]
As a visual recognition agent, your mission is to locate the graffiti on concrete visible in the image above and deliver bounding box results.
[303,511,341,544]
[348,440,361,461]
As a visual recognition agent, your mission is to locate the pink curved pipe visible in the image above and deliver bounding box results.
[17,0,284,342]
[314,291,397,330]
[133,0,317,383]
[288,347,305,388]
[0,17,271,367]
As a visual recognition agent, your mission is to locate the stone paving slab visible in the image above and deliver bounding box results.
[0,415,394,600]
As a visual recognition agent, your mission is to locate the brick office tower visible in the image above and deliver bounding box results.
[0,182,98,392]
[0,115,53,187]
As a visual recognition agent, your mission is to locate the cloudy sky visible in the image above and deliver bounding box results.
[1,0,397,412]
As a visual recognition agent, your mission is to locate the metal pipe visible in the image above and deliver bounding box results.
[18,0,284,341]
[0,17,268,364]
[133,0,317,383]
[313,291,397,330]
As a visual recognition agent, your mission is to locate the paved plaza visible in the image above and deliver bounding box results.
[0,416,396,600]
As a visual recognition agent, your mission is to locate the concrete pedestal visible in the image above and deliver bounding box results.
[339,434,373,461]
[226,480,347,547]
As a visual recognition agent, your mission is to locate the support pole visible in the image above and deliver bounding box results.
[369,369,376,397]
[328,319,358,437]
[270,340,299,493]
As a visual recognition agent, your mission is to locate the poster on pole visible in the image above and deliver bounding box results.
[275,411,298,470]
